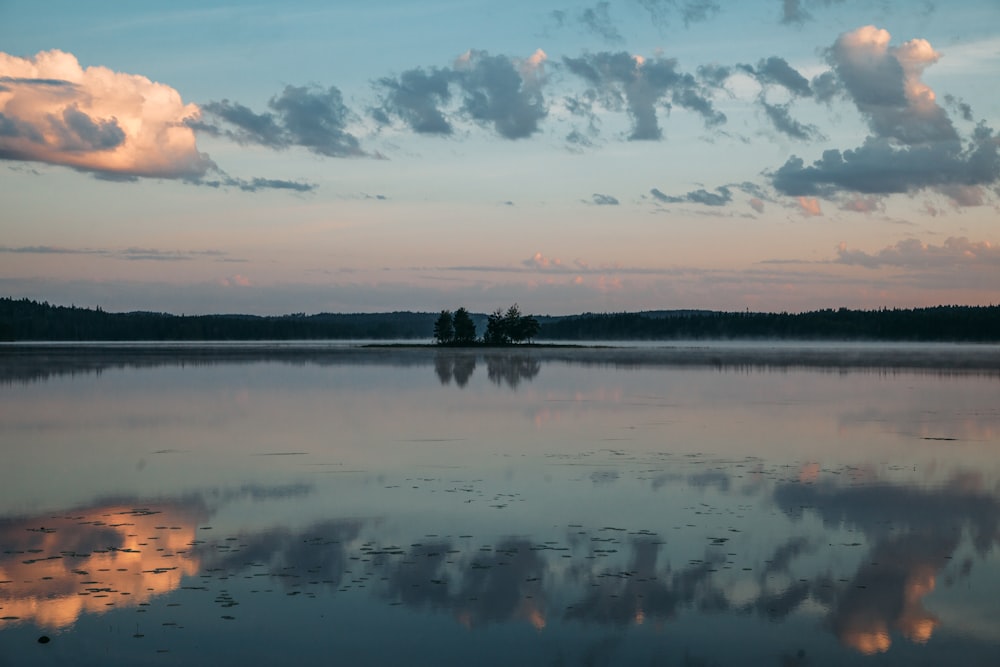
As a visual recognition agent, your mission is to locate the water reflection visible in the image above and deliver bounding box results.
[0,503,205,629]
[2,345,1000,664]
[433,352,477,388]
[4,342,1000,387]
[433,352,543,389]
[2,461,997,664]
[485,354,541,389]
[774,474,1000,654]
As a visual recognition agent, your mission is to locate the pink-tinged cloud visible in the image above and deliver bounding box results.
[838,194,884,213]
[797,196,822,216]
[772,27,999,199]
[749,197,765,213]
[519,49,548,84]
[219,274,252,287]
[935,184,985,207]
[596,275,623,292]
[831,26,955,146]
[836,237,1000,269]
[0,49,212,179]
[524,252,563,269]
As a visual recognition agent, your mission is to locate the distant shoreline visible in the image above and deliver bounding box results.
[3,298,999,343]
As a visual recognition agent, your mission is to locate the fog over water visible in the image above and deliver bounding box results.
[1,343,998,665]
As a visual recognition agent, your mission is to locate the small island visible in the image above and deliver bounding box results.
[433,304,539,346]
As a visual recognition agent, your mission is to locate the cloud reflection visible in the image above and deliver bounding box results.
[0,503,206,629]
[2,463,999,663]
[831,533,947,655]
[774,474,1000,653]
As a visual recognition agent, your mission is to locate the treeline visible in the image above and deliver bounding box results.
[539,306,1000,342]
[0,298,437,341]
[1,297,998,342]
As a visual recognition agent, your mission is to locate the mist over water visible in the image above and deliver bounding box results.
[1,344,998,665]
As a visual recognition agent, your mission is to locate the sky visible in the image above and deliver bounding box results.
[1,0,998,315]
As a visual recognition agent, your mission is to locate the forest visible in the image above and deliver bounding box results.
[1,297,998,342]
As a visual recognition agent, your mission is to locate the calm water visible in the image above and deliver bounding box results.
[1,343,999,666]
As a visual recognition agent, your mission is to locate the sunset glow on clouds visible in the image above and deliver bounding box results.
[1,1,998,314]
[0,50,209,179]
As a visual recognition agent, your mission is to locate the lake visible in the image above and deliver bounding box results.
[1,342,999,666]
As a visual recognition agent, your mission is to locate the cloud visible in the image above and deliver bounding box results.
[455,49,548,139]
[578,2,623,43]
[0,245,232,261]
[650,185,732,206]
[562,51,725,140]
[524,252,564,269]
[781,0,846,25]
[0,49,213,179]
[746,56,812,97]
[650,180,771,209]
[761,101,821,140]
[202,84,365,157]
[810,70,839,103]
[935,183,985,207]
[636,0,721,28]
[374,50,547,140]
[829,26,956,146]
[565,128,597,149]
[835,237,1000,269]
[198,175,316,193]
[550,2,624,43]
[0,244,97,256]
[591,192,619,205]
[734,57,818,140]
[374,67,455,135]
[797,196,822,215]
[944,94,974,123]
[838,194,884,213]
[196,100,286,147]
[696,63,731,88]
[771,128,1000,197]
[771,28,1000,200]
[781,0,809,24]
[219,274,252,287]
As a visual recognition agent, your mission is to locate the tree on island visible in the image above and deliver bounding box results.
[483,304,539,345]
[435,307,477,344]
[433,309,454,343]
[453,307,477,343]
[433,304,538,345]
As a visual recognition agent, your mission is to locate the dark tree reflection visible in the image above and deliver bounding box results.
[485,354,541,389]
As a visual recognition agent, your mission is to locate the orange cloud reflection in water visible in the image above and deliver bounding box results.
[835,548,943,655]
[455,598,546,631]
[0,504,205,630]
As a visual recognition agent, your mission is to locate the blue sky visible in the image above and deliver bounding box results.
[1,0,998,315]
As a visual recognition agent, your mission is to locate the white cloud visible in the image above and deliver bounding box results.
[0,50,212,179]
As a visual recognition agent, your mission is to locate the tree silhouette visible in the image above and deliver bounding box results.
[452,307,477,343]
[484,307,508,344]
[433,310,454,343]
[483,304,539,345]
[506,304,539,343]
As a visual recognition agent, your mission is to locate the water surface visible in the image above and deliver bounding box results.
[2,343,999,665]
